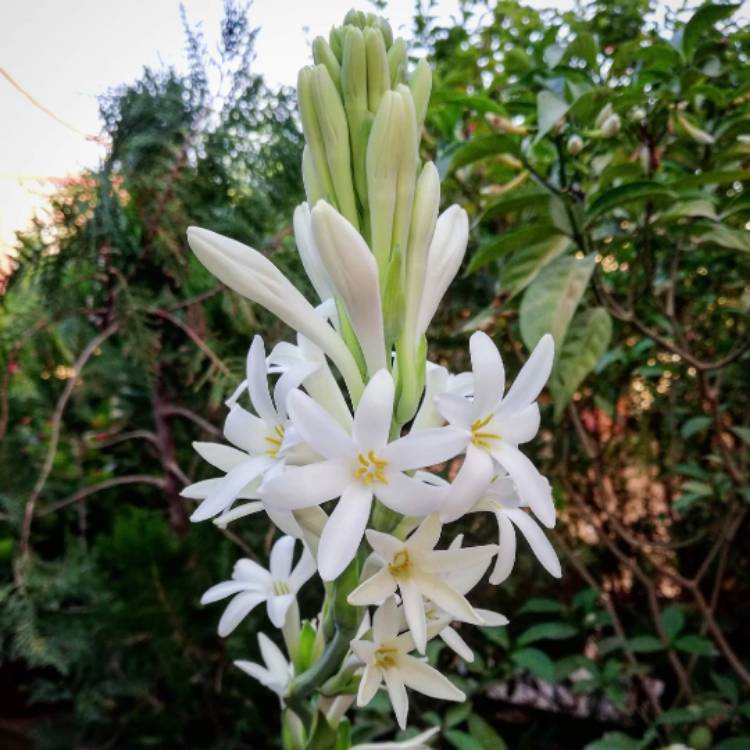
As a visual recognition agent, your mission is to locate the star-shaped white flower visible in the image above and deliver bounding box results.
[234,632,292,699]
[348,514,497,653]
[263,370,466,581]
[201,535,315,636]
[351,598,464,730]
[437,331,556,528]
[182,335,316,528]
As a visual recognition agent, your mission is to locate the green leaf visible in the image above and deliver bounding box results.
[438,134,521,176]
[445,701,473,728]
[656,199,718,222]
[535,90,569,142]
[697,223,750,253]
[468,225,563,273]
[467,714,508,750]
[681,416,712,439]
[549,307,612,420]
[500,235,573,297]
[656,706,704,725]
[682,3,740,61]
[731,426,750,446]
[627,635,664,653]
[481,188,550,221]
[562,32,598,68]
[585,181,676,223]
[519,597,566,615]
[672,169,750,189]
[519,254,596,352]
[714,739,750,750]
[585,732,642,750]
[511,647,556,681]
[445,730,484,750]
[675,634,718,656]
[660,605,685,640]
[517,622,577,646]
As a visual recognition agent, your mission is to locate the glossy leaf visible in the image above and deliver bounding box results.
[682,3,740,60]
[468,224,564,273]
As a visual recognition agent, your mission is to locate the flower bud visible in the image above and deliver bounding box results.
[677,114,715,145]
[365,27,390,113]
[409,58,432,133]
[341,26,369,202]
[391,85,419,261]
[301,145,324,206]
[387,37,407,86]
[595,102,614,129]
[328,25,343,61]
[630,106,647,122]
[567,134,584,155]
[600,113,621,138]
[312,36,341,91]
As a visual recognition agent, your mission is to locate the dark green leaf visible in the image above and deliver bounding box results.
[438,134,521,176]
[468,714,509,750]
[682,3,740,60]
[445,730,484,750]
[468,225,564,273]
[519,597,566,615]
[697,224,750,254]
[660,605,685,640]
[681,416,712,439]
[517,622,577,646]
[535,90,569,142]
[585,181,676,223]
[675,634,718,656]
[584,732,642,750]
[499,235,572,297]
[511,648,556,681]
[627,635,664,653]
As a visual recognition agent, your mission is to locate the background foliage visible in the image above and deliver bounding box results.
[1,1,748,748]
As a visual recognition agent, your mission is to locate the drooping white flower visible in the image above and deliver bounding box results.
[201,535,315,636]
[348,514,496,653]
[263,370,466,581]
[350,597,464,730]
[187,226,364,400]
[438,331,556,528]
[235,632,293,699]
[182,336,315,528]
[351,726,440,750]
[472,475,562,585]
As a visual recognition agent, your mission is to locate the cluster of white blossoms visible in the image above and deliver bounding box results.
[183,9,561,747]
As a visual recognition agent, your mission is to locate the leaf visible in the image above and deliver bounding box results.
[657,199,718,222]
[519,597,566,615]
[549,307,612,420]
[517,622,577,646]
[445,701,473,728]
[468,225,564,273]
[445,730,484,750]
[500,235,573,297]
[682,3,740,61]
[438,134,520,176]
[585,181,676,223]
[660,605,685,640]
[681,416,712,438]
[481,188,550,221]
[675,634,718,656]
[585,732,642,750]
[672,169,750,189]
[562,32,598,68]
[511,647,556,681]
[714,740,750,750]
[697,223,750,253]
[627,635,664,653]
[519,254,596,353]
[535,90,569,142]
[731,426,750,446]
[468,714,509,750]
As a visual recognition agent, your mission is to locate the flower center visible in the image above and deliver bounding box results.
[388,549,411,580]
[354,450,389,485]
[265,424,285,458]
[470,415,501,450]
[374,645,398,670]
[272,580,290,596]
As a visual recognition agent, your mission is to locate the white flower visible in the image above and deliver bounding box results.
[187,226,364,400]
[348,514,496,653]
[293,202,336,305]
[182,336,314,527]
[473,475,562,585]
[352,726,440,749]
[263,369,466,581]
[438,331,556,528]
[351,597,464,730]
[411,363,473,432]
[201,535,315,636]
[235,632,293,699]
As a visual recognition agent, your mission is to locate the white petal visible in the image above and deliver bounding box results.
[489,511,517,585]
[493,404,540,446]
[193,441,249,472]
[273,363,318,420]
[475,608,509,626]
[289,544,317,592]
[441,625,474,662]
[234,558,274,586]
[383,669,409,730]
[357,663,382,706]
[267,340,305,371]
[351,639,376,663]
[262,460,351,511]
[270,536,296,580]
[294,202,336,303]
[373,597,400,644]
[383,427,466,472]
[311,201,387,374]
[443,555,492,596]
[440,445,494,523]
[435,393,475,430]
[353,369,395,451]
[218,591,266,637]
[396,653,465,702]
[411,364,449,431]
[352,726,441,750]
[301,362,354,430]
[201,580,255,604]
[223,404,268,455]
[400,578,427,654]
[181,478,226,500]
[234,660,276,690]
[422,544,497,574]
[258,631,291,680]
[470,331,505,416]
[265,507,304,538]
[375,472,446,517]
[247,336,279,424]
[505,508,562,578]
[214,501,264,527]
[267,593,295,628]
[317,482,373,581]
[287,389,356,460]
[406,513,442,553]
[500,333,554,414]
[365,529,403,561]
[191,457,273,522]
[348,566,397,606]
[491,442,556,528]
[411,571,481,624]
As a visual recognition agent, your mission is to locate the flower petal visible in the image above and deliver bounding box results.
[470,331,505,416]
[201,580,256,604]
[357,663,382,706]
[500,333,554,414]
[258,631,291,680]
[505,508,562,578]
[435,393,475,430]
[373,597,400,644]
[493,403,540,446]
[383,427,466,472]
[247,336,279,424]
[234,558,274,587]
[234,660,277,691]
[411,364,449,431]
[365,529,403,562]
[224,404,268,455]
[267,593,295,628]
[318,482,373,581]
[475,607,509,626]
[396,653,465,702]
[289,544,317,592]
[411,570,481,625]
[383,669,409,730]
[262,460,351,511]
[193,441,249,472]
[353,369,394,451]
[273,363,319,421]
[348,566,397,606]
[400,578,427,654]
[374,472,446,517]
[406,513,442,553]
[287,389,356,460]
[270,535,296,580]
[440,625,474,663]
[489,511,516,585]
[440,444,494,523]
[218,591,267,637]
[421,544,497,574]
[294,202,336,303]
[214,501,265,527]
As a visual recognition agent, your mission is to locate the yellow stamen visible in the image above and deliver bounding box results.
[354,450,389,485]
[388,549,411,579]
[265,424,285,458]
[272,580,290,596]
[470,415,501,450]
[374,645,398,670]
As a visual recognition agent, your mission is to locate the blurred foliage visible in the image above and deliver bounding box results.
[1,0,750,749]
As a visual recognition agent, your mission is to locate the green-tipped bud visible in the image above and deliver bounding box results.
[344,8,366,28]
[291,620,325,674]
[298,67,337,207]
[409,58,432,133]
[301,145,324,206]
[367,91,403,273]
[378,17,393,49]
[390,85,419,263]
[313,36,341,91]
[341,26,369,202]
[311,65,359,228]
[365,27,390,114]
[329,25,343,61]
[387,37,407,86]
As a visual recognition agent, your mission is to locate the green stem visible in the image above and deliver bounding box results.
[287,628,353,703]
